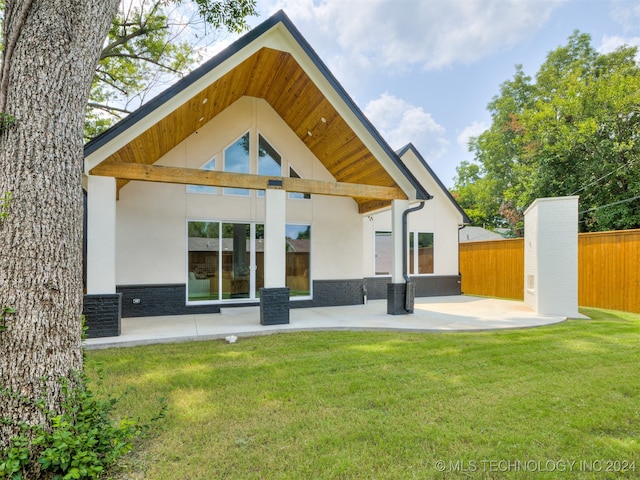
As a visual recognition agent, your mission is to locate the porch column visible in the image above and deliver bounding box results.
[388,199,409,314]
[84,175,121,337]
[261,187,289,325]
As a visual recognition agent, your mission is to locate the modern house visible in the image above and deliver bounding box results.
[82,10,470,337]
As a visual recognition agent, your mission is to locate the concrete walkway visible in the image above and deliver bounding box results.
[84,295,566,349]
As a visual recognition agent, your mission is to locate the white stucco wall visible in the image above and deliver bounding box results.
[364,149,463,278]
[115,96,363,285]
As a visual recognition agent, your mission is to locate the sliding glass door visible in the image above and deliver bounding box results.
[188,221,264,303]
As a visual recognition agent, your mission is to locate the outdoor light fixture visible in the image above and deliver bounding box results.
[202,98,208,104]
[306,117,327,138]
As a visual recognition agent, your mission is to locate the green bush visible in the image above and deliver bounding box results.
[0,372,163,479]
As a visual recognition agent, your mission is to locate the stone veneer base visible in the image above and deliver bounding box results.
[83,293,122,338]
[260,287,290,325]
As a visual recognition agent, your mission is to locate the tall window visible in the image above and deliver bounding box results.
[223,132,250,196]
[409,232,434,275]
[187,157,216,194]
[187,221,220,301]
[257,135,281,197]
[187,221,264,302]
[374,231,392,275]
[286,224,311,297]
[289,167,310,199]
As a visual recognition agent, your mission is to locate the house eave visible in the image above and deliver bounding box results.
[84,10,426,210]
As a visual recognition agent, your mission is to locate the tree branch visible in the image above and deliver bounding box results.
[100,0,166,61]
[87,101,132,115]
[102,52,182,74]
[100,25,150,60]
[94,73,131,95]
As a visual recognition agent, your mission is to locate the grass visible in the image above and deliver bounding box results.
[86,308,640,479]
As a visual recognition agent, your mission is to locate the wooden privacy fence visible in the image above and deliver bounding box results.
[578,230,640,313]
[459,239,524,301]
[459,229,640,313]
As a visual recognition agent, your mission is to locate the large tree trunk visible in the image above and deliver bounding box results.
[0,0,119,450]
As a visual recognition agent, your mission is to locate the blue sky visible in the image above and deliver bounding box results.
[209,0,640,188]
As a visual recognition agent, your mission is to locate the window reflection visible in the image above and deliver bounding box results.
[286,224,311,297]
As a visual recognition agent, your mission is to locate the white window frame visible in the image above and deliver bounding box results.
[409,231,435,276]
[285,223,313,300]
[186,219,266,305]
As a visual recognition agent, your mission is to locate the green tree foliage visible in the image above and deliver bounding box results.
[452,161,501,229]
[453,31,640,233]
[1,1,258,139]
[294,225,310,240]
[86,0,257,139]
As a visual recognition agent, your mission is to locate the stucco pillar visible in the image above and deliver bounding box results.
[264,188,287,288]
[390,199,409,283]
[261,187,289,325]
[84,175,121,338]
[86,175,116,294]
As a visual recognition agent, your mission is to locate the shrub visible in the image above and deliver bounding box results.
[0,372,163,479]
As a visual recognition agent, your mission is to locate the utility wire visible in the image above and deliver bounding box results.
[579,194,640,215]
[570,157,635,196]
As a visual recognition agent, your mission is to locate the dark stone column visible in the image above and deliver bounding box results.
[83,293,122,338]
[260,287,290,325]
[387,282,414,315]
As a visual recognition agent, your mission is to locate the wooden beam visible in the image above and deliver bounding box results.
[89,162,408,201]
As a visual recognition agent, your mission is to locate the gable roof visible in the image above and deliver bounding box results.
[84,10,431,214]
[396,143,471,224]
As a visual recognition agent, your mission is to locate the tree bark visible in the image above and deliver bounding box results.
[0,0,119,451]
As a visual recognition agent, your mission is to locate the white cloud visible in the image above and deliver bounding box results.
[457,121,488,149]
[364,93,448,161]
[262,0,317,22]
[598,34,640,60]
[610,0,640,32]
[264,0,565,72]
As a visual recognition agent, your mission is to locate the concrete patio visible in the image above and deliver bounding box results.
[84,295,567,349]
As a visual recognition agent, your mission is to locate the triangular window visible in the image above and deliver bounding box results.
[289,167,310,199]
[187,157,216,194]
[257,135,282,197]
[223,132,250,196]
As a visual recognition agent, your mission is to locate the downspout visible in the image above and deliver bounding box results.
[402,200,429,311]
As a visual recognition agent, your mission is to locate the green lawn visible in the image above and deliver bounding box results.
[86,308,640,479]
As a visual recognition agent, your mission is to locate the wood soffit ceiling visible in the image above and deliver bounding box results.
[102,47,407,211]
